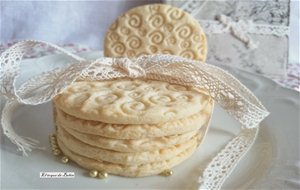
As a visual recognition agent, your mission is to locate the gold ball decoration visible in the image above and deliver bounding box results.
[49,133,63,156]
[52,149,61,156]
[89,170,98,178]
[51,143,58,149]
[61,156,69,164]
[97,171,108,179]
[160,169,173,177]
[49,134,56,143]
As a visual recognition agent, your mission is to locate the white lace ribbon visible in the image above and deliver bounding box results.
[0,40,269,190]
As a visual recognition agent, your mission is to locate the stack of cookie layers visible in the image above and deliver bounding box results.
[53,79,213,177]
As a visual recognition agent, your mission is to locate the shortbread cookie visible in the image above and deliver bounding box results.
[104,4,207,61]
[58,139,197,177]
[54,79,210,124]
[57,127,197,165]
[55,100,212,139]
[60,125,198,152]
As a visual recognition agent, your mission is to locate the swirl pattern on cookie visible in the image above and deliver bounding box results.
[54,79,210,124]
[104,4,207,61]
[55,100,212,140]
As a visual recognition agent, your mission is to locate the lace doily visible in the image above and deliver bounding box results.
[199,17,289,50]
[174,0,289,36]
[167,0,290,79]
[172,0,290,50]
[0,40,269,190]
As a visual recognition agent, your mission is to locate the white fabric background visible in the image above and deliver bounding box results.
[0,0,160,49]
[0,0,298,63]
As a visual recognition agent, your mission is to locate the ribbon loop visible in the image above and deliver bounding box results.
[112,58,146,78]
[0,40,86,104]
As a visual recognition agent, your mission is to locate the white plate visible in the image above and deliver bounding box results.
[1,53,299,189]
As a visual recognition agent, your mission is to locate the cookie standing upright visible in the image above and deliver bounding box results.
[104,4,207,61]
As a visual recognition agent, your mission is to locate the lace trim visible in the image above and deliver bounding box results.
[178,0,290,37]
[200,19,289,37]
[0,40,269,189]
[180,0,205,16]
[198,15,289,50]
[198,128,259,189]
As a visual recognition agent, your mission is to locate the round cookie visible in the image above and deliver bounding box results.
[57,127,198,165]
[104,4,207,61]
[60,125,199,152]
[53,79,210,124]
[55,99,213,139]
[58,138,198,177]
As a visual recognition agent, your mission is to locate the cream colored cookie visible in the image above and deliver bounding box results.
[60,124,198,152]
[54,79,210,124]
[58,138,197,177]
[104,4,207,61]
[57,127,197,165]
[55,99,213,139]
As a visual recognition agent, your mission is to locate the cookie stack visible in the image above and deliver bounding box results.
[53,3,212,178]
[53,79,213,177]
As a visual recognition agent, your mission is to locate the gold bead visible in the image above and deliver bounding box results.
[50,137,56,141]
[52,149,61,156]
[160,169,173,177]
[49,135,56,143]
[97,171,108,179]
[51,141,58,147]
[61,156,69,164]
[51,138,57,143]
[50,134,56,139]
[89,170,98,178]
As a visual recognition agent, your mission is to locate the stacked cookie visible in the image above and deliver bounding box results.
[53,79,213,177]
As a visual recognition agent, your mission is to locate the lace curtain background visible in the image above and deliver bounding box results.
[166,0,292,78]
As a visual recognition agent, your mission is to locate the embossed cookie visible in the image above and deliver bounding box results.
[53,79,210,124]
[104,4,207,61]
[55,100,212,139]
[58,137,198,177]
[60,124,199,152]
[57,126,198,165]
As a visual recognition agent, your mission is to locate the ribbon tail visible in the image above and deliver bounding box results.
[1,100,45,156]
[198,127,259,190]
